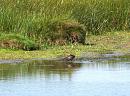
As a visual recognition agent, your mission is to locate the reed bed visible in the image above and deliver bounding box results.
[0,0,130,45]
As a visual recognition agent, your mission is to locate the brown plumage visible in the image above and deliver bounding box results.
[63,54,75,61]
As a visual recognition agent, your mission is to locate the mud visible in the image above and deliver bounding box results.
[0,51,129,64]
[0,59,24,64]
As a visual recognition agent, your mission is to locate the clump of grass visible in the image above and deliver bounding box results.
[0,34,38,50]
[45,19,87,45]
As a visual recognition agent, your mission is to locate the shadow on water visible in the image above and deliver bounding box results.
[0,60,82,80]
[1,56,130,96]
[1,55,130,80]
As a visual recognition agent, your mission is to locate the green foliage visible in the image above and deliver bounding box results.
[0,34,38,50]
[0,0,130,46]
[71,0,130,34]
[46,19,87,45]
[0,31,130,59]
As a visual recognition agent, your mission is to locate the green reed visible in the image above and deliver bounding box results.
[0,0,130,44]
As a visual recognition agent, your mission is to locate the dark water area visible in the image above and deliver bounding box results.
[0,58,130,96]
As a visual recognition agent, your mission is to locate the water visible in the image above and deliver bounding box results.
[0,58,130,96]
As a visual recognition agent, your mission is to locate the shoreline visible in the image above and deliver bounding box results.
[0,31,130,61]
[0,50,130,64]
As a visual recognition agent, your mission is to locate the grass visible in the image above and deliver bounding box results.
[0,0,130,59]
[1,31,130,60]
[0,34,38,50]
[0,0,130,45]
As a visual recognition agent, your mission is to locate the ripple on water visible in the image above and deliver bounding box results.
[0,58,130,96]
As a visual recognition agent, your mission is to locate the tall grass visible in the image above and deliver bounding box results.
[0,0,130,44]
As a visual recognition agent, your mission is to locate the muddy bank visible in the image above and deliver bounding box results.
[0,51,129,64]
[79,51,127,60]
[0,59,24,64]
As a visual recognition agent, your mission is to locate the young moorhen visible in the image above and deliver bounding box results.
[63,54,75,61]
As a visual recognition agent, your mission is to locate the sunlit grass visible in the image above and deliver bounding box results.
[0,0,130,59]
[1,31,130,60]
[0,0,130,45]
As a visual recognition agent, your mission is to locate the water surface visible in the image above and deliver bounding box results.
[0,58,130,96]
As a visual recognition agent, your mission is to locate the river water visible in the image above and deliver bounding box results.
[0,58,130,96]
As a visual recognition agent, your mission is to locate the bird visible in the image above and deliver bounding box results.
[63,54,75,61]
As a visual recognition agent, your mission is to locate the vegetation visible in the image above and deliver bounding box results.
[0,31,130,60]
[0,0,130,46]
[47,20,87,45]
[0,0,130,59]
[0,34,38,50]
